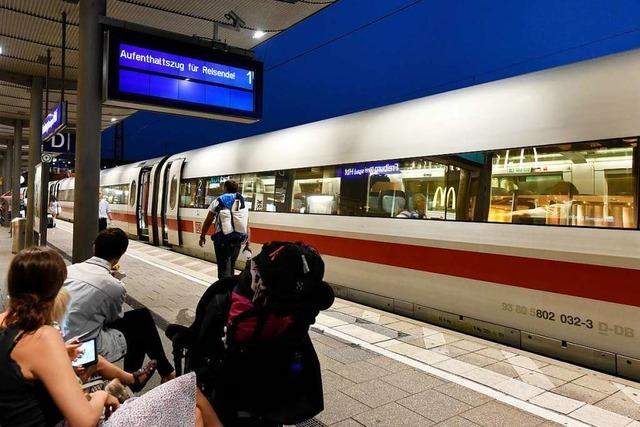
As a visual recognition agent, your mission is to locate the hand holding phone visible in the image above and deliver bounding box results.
[71,339,98,368]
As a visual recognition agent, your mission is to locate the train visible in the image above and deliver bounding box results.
[49,48,640,380]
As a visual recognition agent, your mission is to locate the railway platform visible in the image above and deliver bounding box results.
[1,221,639,426]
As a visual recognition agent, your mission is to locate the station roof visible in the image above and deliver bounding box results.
[0,0,335,143]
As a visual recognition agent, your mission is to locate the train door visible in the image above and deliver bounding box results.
[136,167,152,241]
[161,159,184,246]
[147,160,164,246]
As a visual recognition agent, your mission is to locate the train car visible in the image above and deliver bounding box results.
[56,157,166,241]
[54,49,640,379]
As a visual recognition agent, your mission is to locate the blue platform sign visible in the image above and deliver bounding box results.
[104,28,263,123]
[43,132,75,154]
[41,101,67,141]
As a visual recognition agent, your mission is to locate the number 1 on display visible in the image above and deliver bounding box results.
[247,71,254,85]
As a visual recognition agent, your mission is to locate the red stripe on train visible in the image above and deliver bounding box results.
[249,227,640,308]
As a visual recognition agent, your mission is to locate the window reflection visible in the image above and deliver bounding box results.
[489,139,637,228]
[101,184,130,205]
[291,167,340,214]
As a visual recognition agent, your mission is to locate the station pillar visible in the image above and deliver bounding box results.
[11,121,21,220]
[73,0,105,262]
[5,141,12,215]
[26,77,43,247]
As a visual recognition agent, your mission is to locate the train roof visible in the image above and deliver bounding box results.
[166,49,640,177]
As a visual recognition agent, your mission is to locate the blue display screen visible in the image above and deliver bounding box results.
[117,43,255,112]
[105,28,262,122]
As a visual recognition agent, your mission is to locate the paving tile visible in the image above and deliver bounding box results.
[433,358,478,375]
[402,333,460,349]
[317,313,351,327]
[357,322,401,339]
[316,391,370,425]
[594,394,640,420]
[569,404,633,427]
[528,391,585,414]
[342,379,410,408]
[317,349,348,371]
[358,311,398,326]
[353,402,433,426]
[433,416,480,427]
[482,361,523,379]
[449,339,487,352]
[381,369,445,394]
[365,355,413,373]
[455,352,495,368]
[335,324,391,343]
[460,401,545,427]
[330,361,392,384]
[435,382,492,407]
[571,374,623,394]
[507,355,549,370]
[325,345,376,364]
[537,364,585,382]
[329,418,365,427]
[409,348,451,365]
[311,331,352,349]
[431,345,470,358]
[322,369,357,393]
[619,385,640,404]
[494,378,544,400]
[551,382,608,405]
[460,367,512,387]
[398,389,472,422]
[386,320,431,334]
[517,370,566,390]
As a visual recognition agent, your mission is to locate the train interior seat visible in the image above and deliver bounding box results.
[381,190,406,215]
[307,195,335,214]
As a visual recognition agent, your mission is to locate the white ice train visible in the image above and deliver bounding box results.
[52,49,640,379]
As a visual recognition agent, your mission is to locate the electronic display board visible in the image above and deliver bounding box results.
[103,28,262,123]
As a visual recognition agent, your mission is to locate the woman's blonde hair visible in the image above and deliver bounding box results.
[52,287,70,324]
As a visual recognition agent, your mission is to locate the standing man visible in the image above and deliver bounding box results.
[98,192,112,231]
[199,179,250,279]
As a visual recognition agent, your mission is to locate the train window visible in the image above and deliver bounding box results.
[290,167,340,214]
[239,172,276,212]
[169,176,178,210]
[100,184,129,205]
[179,178,200,208]
[129,181,136,206]
[489,139,637,228]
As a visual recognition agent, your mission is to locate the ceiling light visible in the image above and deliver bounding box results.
[253,30,266,39]
[185,78,191,81]
[0,46,3,55]
[110,117,116,122]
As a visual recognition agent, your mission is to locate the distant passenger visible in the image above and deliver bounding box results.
[48,195,60,227]
[63,228,176,383]
[98,192,113,231]
[397,193,427,219]
[199,179,251,279]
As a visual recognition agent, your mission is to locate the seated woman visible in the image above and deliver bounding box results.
[53,288,156,394]
[0,247,222,427]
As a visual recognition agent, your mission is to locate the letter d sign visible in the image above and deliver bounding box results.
[51,134,65,149]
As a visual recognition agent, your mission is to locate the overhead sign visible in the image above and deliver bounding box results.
[103,27,263,123]
[41,101,68,141]
[43,132,76,154]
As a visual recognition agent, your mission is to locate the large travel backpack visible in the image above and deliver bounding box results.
[213,192,249,244]
[167,241,334,426]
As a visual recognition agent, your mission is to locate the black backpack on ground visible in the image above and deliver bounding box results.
[166,241,335,426]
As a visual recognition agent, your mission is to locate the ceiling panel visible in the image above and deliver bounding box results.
[0,0,337,142]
